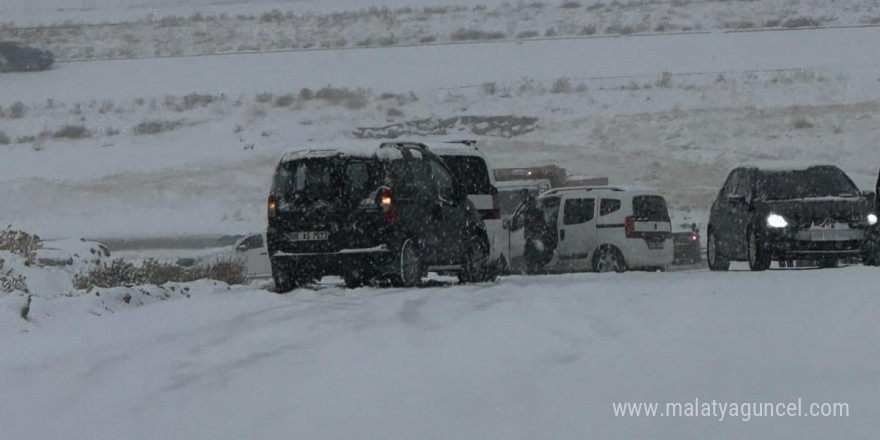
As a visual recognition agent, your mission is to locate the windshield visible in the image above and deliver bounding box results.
[272,158,382,204]
[757,168,860,201]
[439,155,492,194]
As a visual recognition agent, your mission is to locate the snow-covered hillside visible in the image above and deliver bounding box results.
[2,26,880,239]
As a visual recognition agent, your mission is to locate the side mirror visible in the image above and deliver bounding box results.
[502,218,511,230]
[863,190,875,200]
[727,194,746,204]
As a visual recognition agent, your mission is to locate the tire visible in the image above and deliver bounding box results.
[391,239,422,288]
[593,245,626,273]
[748,228,771,271]
[707,230,730,271]
[459,236,496,283]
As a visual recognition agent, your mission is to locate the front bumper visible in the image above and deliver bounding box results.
[764,227,867,259]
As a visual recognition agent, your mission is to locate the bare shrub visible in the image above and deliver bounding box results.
[182,93,216,109]
[783,17,819,28]
[133,120,182,135]
[764,19,781,27]
[516,30,540,39]
[9,102,26,119]
[482,82,497,95]
[157,15,187,27]
[53,125,91,139]
[0,130,9,145]
[419,35,437,44]
[551,77,573,94]
[315,86,369,109]
[656,71,673,88]
[260,9,285,23]
[544,27,557,37]
[560,1,581,8]
[605,23,636,35]
[386,107,404,118]
[274,94,296,107]
[450,28,506,41]
[75,258,247,289]
[0,227,42,263]
[579,25,596,35]
[105,127,121,136]
[255,92,274,103]
[791,116,814,129]
[299,88,314,100]
[1,267,28,294]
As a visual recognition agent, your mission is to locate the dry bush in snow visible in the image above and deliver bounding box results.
[53,125,91,139]
[75,258,247,289]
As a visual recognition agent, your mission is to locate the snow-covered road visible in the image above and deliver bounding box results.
[2,267,878,439]
[4,25,880,104]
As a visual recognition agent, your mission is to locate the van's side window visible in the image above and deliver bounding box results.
[563,198,595,225]
[600,199,621,216]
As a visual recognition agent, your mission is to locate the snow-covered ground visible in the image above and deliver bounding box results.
[2,267,879,439]
[3,1,880,438]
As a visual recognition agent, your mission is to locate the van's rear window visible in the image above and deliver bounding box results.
[632,195,670,222]
[440,156,492,194]
[273,158,382,203]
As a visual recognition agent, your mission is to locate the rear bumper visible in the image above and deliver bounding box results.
[270,246,396,277]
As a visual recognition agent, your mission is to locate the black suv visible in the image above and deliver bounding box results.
[267,142,492,291]
[707,165,878,271]
[0,42,54,72]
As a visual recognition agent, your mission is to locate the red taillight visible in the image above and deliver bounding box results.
[378,187,396,223]
[691,233,699,242]
[625,216,635,238]
[489,185,501,220]
[268,194,277,222]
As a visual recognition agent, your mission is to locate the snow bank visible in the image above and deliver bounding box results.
[1,268,878,439]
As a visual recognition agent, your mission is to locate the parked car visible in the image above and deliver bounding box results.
[707,165,878,271]
[0,42,54,73]
[267,142,494,292]
[864,169,880,266]
[34,238,110,267]
[422,140,506,275]
[672,223,701,264]
[504,186,673,273]
[175,233,272,280]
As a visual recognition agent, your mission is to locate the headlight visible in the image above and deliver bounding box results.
[767,213,788,228]
[868,213,878,226]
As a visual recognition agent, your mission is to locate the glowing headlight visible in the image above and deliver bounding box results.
[868,213,878,226]
[767,213,788,228]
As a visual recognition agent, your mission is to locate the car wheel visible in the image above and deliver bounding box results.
[392,239,422,287]
[707,230,730,271]
[593,246,626,273]
[459,236,495,283]
[748,228,771,271]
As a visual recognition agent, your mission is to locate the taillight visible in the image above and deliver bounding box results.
[625,216,635,238]
[378,187,396,223]
[691,233,699,242]
[489,185,501,220]
[268,194,277,223]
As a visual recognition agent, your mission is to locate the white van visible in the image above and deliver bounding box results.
[505,186,673,273]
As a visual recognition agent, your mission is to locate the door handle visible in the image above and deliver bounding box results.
[559,229,565,241]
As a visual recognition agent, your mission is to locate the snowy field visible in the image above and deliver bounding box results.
[2,1,880,438]
[2,25,880,239]
[3,267,879,439]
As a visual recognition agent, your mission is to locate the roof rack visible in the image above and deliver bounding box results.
[539,185,626,197]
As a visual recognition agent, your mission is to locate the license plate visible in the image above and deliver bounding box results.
[797,229,863,242]
[289,231,329,241]
[647,240,665,250]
